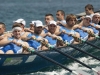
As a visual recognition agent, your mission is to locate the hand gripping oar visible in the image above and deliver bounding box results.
[65,32,100,50]
[22,46,82,75]
[60,33,100,61]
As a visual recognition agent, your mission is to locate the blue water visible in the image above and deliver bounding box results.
[0,0,100,31]
[0,0,100,75]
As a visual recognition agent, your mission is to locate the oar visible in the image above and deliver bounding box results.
[23,46,82,75]
[43,43,99,74]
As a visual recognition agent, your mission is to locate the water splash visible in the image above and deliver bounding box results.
[19,56,100,75]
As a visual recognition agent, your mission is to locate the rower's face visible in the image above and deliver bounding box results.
[35,26,43,34]
[0,25,5,35]
[30,24,34,30]
[83,18,91,26]
[92,15,100,24]
[48,24,57,33]
[67,19,76,27]
[13,30,22,39]
[45,16,53,25]
[56,12,63,21]
[85,8,91,15]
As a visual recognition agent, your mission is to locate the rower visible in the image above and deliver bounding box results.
[0,24,29,54]
[26,20,47,50]
[44,20,64,47]
[59,14,80,44]
[90,13,100,29]
[24,20,35,33]
[73,15,98,40]
[79,4,94,20]
[44,14,62,35]
[13,19,31,41]
[56,10,66,28]
[13,18,26,31]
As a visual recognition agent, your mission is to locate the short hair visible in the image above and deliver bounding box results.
[57,10,65,16]
[12,23,22,28]
[85,4,94,11]
[66,14,77,22]
[45,13,53,17]
[0,22,6,29]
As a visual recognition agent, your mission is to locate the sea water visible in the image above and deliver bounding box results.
[0,0,100,75]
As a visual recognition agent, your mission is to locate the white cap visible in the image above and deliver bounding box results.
[49,20,57,26]
[34,20,43,27]
[85,15,91,20]
[93,13,100,16]
[30,21,36,25]
[13,18,26,26]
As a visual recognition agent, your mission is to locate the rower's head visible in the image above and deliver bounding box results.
[30,21,36,30]
[66,14,77,27]
[12,24,22,39]
[13,18,26,30]
[45,14,54,25]
[0,22,6,35]
[92,13,100,24]
[56,10,65,21]
[48,20,57,34]
[83,16,91,26]
[85,4,94,15]
[34,20,43,34]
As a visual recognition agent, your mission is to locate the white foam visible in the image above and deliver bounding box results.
[19,56,100,75]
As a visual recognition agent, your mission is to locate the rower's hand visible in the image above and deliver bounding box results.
[56,21,61,25]
[97,71,100,75]
[24,28,29,32]
[56,36,63,41]
[12,39,22,46]
[41,38,48,45]
[78,73,83,75]
[46,32,52,36]
[77,26,82,29]
[0,36,3,40]
[31,36,36,40]
[37,37,43,42]
[80,16,85,20]
[61,30,66,34]
[52,34,57,39]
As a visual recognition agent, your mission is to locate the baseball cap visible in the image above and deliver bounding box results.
[30,21,36,25]
[85,15,91,20]
[93,13,100,16]
[49,20,57,26]
[13,18,26,26]
[34,20,43,27]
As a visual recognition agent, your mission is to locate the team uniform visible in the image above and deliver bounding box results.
[0,37,24,54]
[27,33,42,50]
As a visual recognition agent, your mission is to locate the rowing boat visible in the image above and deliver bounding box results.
[0,38,100,75]
[1,10,100,75]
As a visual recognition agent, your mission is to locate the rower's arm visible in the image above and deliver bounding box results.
[90,23,100,29]
[0,37,11,46]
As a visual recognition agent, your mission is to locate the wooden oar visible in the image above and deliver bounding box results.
[23,46,82,75]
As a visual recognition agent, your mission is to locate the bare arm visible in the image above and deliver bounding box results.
[0,37,11,46]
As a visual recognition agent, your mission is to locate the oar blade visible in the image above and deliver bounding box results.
[93,66,100,75]
[70,69,91,75]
